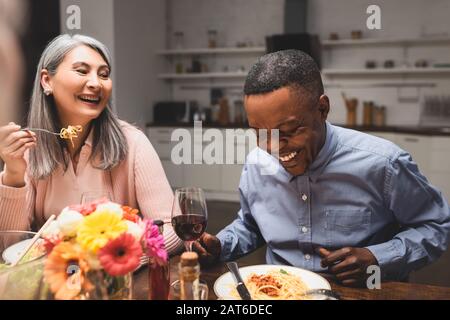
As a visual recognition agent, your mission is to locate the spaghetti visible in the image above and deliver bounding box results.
[60,125,83,148]
[230,269,309,300]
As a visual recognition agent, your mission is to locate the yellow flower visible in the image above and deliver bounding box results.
[76,211,127,253]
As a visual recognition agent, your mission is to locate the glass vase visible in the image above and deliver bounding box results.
[83,271,133,300]
[41,270,133,300]
[0,231,47,300]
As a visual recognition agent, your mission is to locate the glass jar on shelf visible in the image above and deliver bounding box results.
[207,29,218,48]
[175,60,184,74]
[173,31,185,49]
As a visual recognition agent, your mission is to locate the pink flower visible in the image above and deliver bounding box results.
[69,198,109,216]
[144,220,168,266]
[98,233,143,276]
[43,234,63,254]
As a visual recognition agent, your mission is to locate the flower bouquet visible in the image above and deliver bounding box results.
[41,199,168,300]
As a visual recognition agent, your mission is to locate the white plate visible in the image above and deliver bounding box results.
[2,239,44,265]
[214,264,331,300]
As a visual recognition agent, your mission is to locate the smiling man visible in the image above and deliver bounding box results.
[194,50,450,287]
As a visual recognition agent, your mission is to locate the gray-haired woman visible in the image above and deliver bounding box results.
[0,34,182,254]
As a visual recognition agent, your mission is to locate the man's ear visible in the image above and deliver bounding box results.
[318,95,330,120]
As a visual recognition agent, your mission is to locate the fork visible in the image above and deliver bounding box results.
[301,288,340,300]
[21,127,60,136]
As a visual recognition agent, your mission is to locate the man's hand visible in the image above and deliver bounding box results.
[318,247,378,287]
[192,232,221,267]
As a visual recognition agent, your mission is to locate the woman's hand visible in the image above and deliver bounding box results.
[0,122,36,187]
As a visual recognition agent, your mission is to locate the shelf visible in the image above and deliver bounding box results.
[157,47,266,55]
[158,72,248,80]
[323,82,436,88]
[322,67,450,76]
[322,36,450,47]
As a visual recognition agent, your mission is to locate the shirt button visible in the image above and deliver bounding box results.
[301,194,308,201]
[301,226,308,233]
[305,254,311,260]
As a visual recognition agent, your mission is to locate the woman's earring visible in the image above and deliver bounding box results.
[44,89,52,96]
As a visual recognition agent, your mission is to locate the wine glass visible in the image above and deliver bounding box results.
[80,191,113,204]
[171,187,208,252]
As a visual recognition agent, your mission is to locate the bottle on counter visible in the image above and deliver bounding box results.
[363,101,374,126]
[178,251,200,300]
[148,220,170,300]
[373,106,386,126]
[217,97,230,126]
[234,100,244,125]
[342,92,358,127]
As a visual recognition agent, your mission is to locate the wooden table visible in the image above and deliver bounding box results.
[133,256,450,300]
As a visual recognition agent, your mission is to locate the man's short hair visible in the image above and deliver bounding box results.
[244,49,324,101]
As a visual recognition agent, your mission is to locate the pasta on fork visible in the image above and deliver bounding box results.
[59,125,83,148]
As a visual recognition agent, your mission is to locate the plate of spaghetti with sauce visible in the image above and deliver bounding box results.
[214,264,331,300]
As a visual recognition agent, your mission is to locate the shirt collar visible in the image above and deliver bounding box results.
[308,121,336,172]
[84,126,94,148]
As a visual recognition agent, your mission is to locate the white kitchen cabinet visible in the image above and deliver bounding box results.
[183,163,222,191]
[147,127,177,159]
[430,151,450,172]
[366,132,398,144]
[431,137,450,152]
[430,137,450,172]
[147,127,175,142]
[147,126,450,203]
[394,134,432,176]
[428,173,450,202]
[146,127,250,198]
[221,164,244,192]
[151,139,173,160]
[220,129,254,192]
[366,132,431,176]
[428,136,450,203]
[147,127,185,188]
[160,160,184,188]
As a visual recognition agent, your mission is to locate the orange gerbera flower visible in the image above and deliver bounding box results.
[122,206,140,223]
[43,242,93,300]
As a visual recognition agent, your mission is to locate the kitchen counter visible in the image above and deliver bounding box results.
[146,122,450,136]
[146,122,251,129]
[340,125,450,136]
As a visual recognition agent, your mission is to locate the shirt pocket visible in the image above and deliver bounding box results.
[325,209,371,248]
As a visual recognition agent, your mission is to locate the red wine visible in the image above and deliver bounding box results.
[149,261,170,300]
[171,214,207,241]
